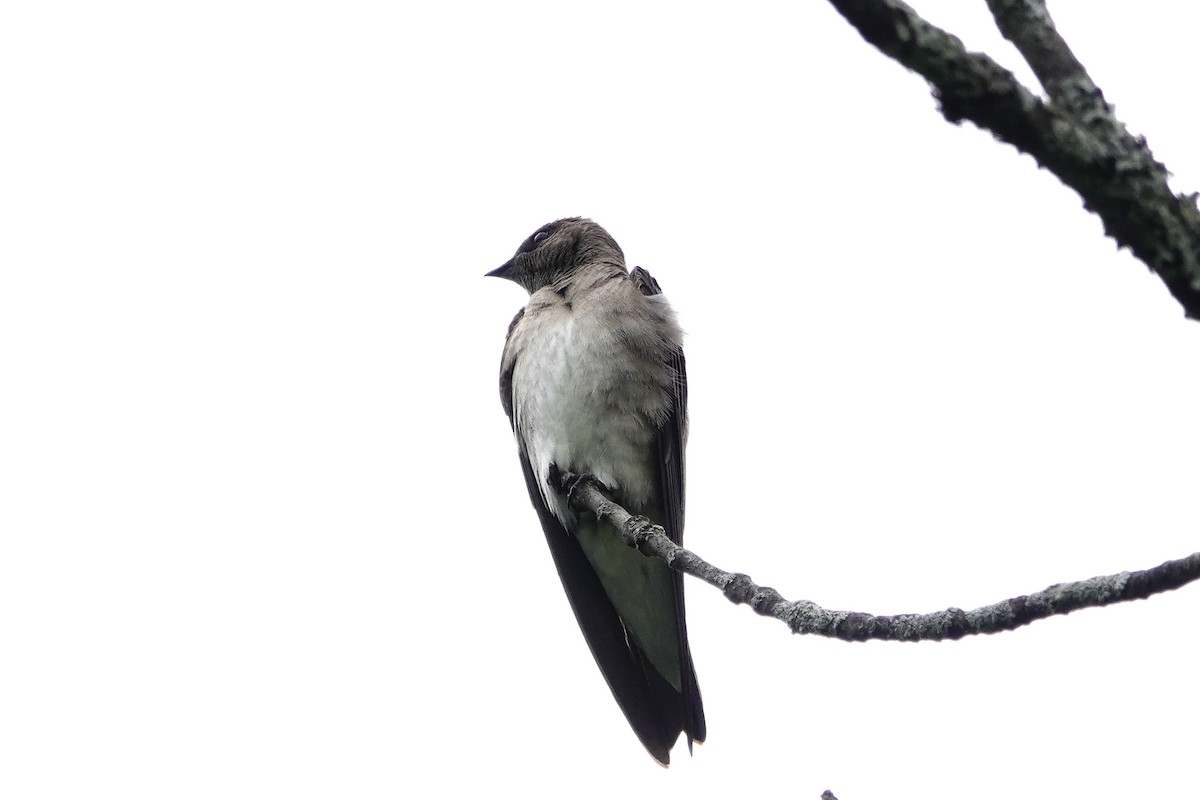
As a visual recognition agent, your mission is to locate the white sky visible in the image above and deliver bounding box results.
[3,1,1197,798]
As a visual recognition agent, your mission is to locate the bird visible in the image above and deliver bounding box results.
[486,217,705,765]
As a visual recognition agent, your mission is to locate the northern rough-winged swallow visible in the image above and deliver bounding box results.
[488,217,704,764]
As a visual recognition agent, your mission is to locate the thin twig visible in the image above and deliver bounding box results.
[554,471,1200,642]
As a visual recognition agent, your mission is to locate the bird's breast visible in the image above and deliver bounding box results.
[512,303,665,521]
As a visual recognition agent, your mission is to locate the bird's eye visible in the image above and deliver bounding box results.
[533,230,550,244]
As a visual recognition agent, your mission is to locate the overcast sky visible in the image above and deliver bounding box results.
[3,2,1198,798]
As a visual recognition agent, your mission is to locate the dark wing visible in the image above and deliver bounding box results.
[631,266,706,748]
[499,308,524,426]
[499,305,684,764]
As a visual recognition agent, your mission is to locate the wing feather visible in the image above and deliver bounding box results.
[632,266,706,747]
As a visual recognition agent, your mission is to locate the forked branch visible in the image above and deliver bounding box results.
[824,0,1200,318]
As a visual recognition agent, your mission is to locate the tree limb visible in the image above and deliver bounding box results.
[984,0,1095,109]
[823,0,1200,319]
[553,471,1200,642]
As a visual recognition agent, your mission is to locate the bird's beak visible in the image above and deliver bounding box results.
[485,260,512,279]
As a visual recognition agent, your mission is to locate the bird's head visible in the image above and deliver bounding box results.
[486,217,625,294]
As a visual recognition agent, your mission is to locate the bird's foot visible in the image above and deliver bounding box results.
[547,464,608,499]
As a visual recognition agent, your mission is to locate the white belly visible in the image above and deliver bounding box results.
[513,309,659,524]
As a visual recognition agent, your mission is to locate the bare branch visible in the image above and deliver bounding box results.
[823,0,1200,319]
[984,0,1096,108]
[554,471,1200,643]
